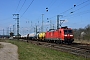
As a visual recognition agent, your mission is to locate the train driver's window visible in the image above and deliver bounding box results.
[60,31,61,33]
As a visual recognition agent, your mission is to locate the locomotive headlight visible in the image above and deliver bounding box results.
[70,35,73,36]
[64,35,67,36]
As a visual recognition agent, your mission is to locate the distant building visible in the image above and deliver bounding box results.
[0,35,10,38]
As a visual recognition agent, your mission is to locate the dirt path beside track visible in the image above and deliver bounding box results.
[0,42,19,60]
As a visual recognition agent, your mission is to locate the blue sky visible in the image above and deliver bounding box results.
[0,0,90,35]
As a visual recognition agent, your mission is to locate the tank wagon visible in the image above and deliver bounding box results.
[38,32,45,41]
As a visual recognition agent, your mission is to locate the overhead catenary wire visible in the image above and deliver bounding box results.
[48,0,57,8]
[22,0,57,26]
[20,0,34,18]
[1,0,22,25]
[64,10,90,19]
[18,0,27,13]
[71,2,90,13]
[76,0,90,7]
[44,0,90,30]
[15,0,21,13]
[48,0,90,20]
[39,0,57,20]
[63,1,90,18]
[60,0,90,14]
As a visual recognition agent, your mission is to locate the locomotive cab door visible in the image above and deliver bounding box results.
[57,29,64,44]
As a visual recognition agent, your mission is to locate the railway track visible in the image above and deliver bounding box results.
[27,40,90,58]
[1,39,90,59]
[15,39,90,58]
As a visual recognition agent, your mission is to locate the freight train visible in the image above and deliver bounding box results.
[14,26,74,44]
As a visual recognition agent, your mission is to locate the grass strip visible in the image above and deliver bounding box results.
[7,40,90,60]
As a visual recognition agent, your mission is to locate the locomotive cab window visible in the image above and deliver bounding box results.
[60,31,61,33]
[64,30,72,34]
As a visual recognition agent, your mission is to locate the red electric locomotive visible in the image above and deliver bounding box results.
[45,26,74,44]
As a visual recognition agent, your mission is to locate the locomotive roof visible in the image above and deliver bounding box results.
[47,26,72,32]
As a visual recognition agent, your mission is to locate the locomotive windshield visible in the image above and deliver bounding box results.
[64,30,72,34]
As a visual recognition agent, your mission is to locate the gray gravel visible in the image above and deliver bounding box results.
[0,42,19,60]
